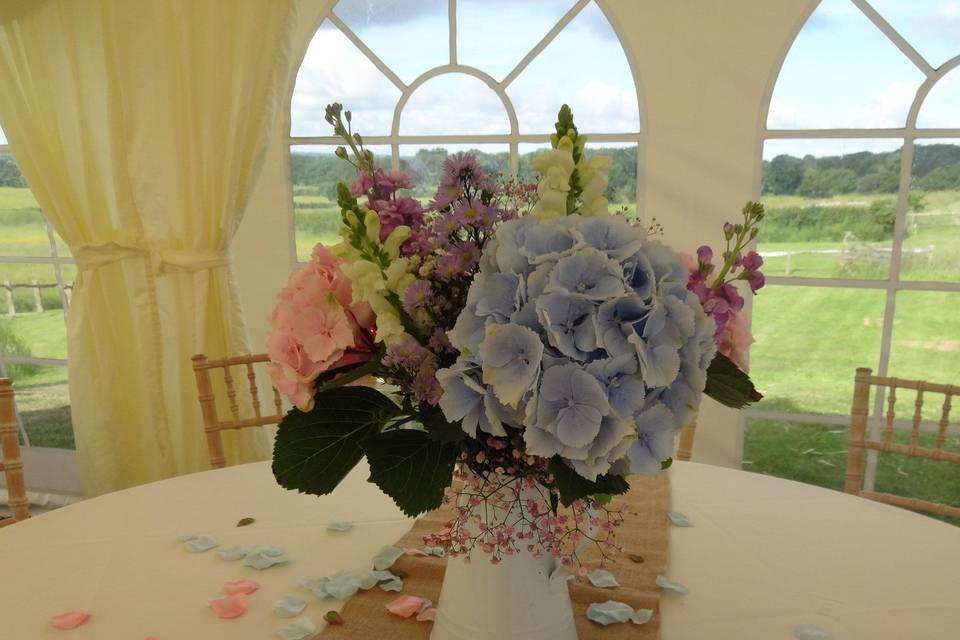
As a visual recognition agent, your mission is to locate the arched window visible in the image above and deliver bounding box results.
[0,123,77,496]
[287,0,642,262]
[749,0,960,502]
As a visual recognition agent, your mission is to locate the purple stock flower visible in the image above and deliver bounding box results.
[375,169,413,197]
[373,197,423,243]
[349,172,374,197]
[747,270,765,294]
[741,250,763,271]
[696,245,713,265]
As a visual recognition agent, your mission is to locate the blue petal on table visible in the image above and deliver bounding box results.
[244,550,289,570]
[360,570,403,592]
[248,544,285,557]
[372,545,403,571]
[586,569,620,588]
[667,511,694,527]
[274,617,317,640]
[656,575,689,594]
[794,624,833,640]
[632,609,654,625]
[586,600,634,625]
[273,596,308,618]
[305,570,362,600]
[421,546,446,557]
[181,535,219,553]
[216,546,247,561]
[326,521,354,532]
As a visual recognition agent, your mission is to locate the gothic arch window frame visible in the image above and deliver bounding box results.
[756,0,960,484]
[283,0,646,267]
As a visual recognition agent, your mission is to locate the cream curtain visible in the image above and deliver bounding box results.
[0,0,297,495]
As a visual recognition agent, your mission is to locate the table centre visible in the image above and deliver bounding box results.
[265,104,764,639]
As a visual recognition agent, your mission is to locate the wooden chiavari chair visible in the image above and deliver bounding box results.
[0,378,29,526]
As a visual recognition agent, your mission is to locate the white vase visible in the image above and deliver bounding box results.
[430,474,579,640]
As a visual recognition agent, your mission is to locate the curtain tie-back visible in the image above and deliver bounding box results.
[73,242,231,275]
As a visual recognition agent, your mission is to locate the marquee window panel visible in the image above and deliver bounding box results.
[917,70,960,129]
[399,74,510,136]
[903,140,960,283]
[866,0,960,71]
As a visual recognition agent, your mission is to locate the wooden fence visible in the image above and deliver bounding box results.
[1,281,72,316]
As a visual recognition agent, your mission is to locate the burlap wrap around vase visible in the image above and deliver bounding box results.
[430,474,579,640]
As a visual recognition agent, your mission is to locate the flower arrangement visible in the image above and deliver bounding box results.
[269,104,763,566]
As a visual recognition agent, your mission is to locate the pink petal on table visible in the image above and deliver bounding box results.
[386,595,425,618]
[223,579,260,595]
[209,593,249,619]
[403,548,429,557]
[50,611,91,630]
[416,607,437,622]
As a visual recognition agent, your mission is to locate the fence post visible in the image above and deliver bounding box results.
[785,251,792,276]
[64,285,73,306]
[3,281,14,317]
[31,279,43,313]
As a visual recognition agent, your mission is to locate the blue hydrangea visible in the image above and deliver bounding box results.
[437,214,716,480]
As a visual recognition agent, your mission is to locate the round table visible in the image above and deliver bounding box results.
[0,461,957,639]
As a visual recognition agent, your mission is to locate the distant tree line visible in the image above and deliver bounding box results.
[290,146,638,204]
[762,143,960,197]
[0,154,26,188]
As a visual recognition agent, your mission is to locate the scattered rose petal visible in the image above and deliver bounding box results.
[275,617,317,640]
[417,599,433,614]
[794,624,833,640]
[244,551,289,570]
[273,596,308,618]
[183,535,219,553]
[421,546,445,557]
[656,575,689,595]
[326,521,353,532]
[323,611,343,626]
[248,544,284,557]
[236,517,255,527]
[223,579,260,595]
[403,547,428,557]
[628,553,644,563]
[210,594,249,619]
[372,545,403,571]
[667,511,693,527]
[306,570,362,600]
[217,547,247,561]
[586,569,620,588]
[632,609,654,625]
[50,611,90,630]
[416,607,437,622]
[177,533,199,542]
[586,601,634,625]
[386,595,425,618]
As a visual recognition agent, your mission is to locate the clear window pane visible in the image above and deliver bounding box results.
[457,0,576,82]
[750,285,886,415]
[333,0,448,85]
[290,144,391,262]
[887,291,960,388]
[868,0,960,71]
[0,265,68,360]
[0,126,6,145]
[291,21,402,136]
[904,140,960,282]
[767,0,925,129]
[743,417,848,491]
[760,139,904,279]
[400,74,508,135]
[9,364,73,450]
[917,69,960,129]
[399,144,510,197]
[507,1,639,134]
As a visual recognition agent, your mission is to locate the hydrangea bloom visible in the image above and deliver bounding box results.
[437,215,717,480]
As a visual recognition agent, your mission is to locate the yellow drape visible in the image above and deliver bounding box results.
[0,0,298,495]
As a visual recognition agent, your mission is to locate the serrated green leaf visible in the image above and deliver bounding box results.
[272,387,399,496]
[361,429,459,517]
[548,458,630,507]
[418,405,467,444]
[704,352,763,409]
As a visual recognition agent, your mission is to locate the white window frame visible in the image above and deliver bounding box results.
[284,0,645,268]
[754,0,960,487]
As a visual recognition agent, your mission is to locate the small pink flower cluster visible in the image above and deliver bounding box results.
[266,245,376,411]
[423,469,627,567]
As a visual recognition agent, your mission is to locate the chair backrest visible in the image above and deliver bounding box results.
[191,353,283,469]
[0,378,29,526]
[675,415,698,462]
[845,367,960,519]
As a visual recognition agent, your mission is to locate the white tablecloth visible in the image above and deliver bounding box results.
[0,461,957,639]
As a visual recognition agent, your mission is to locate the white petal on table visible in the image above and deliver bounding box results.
[372,545,403,571]
[586,569,620,588]
[216,546,247,561]
[656,575,689,594]
[632,608,654,625]
[182,535,219,553]
[586,600,634,625]
[275,617,317,640]
[794,624,833,640]
[273,596,308,618]
[326,521,354,532]
[667,511,694,527]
